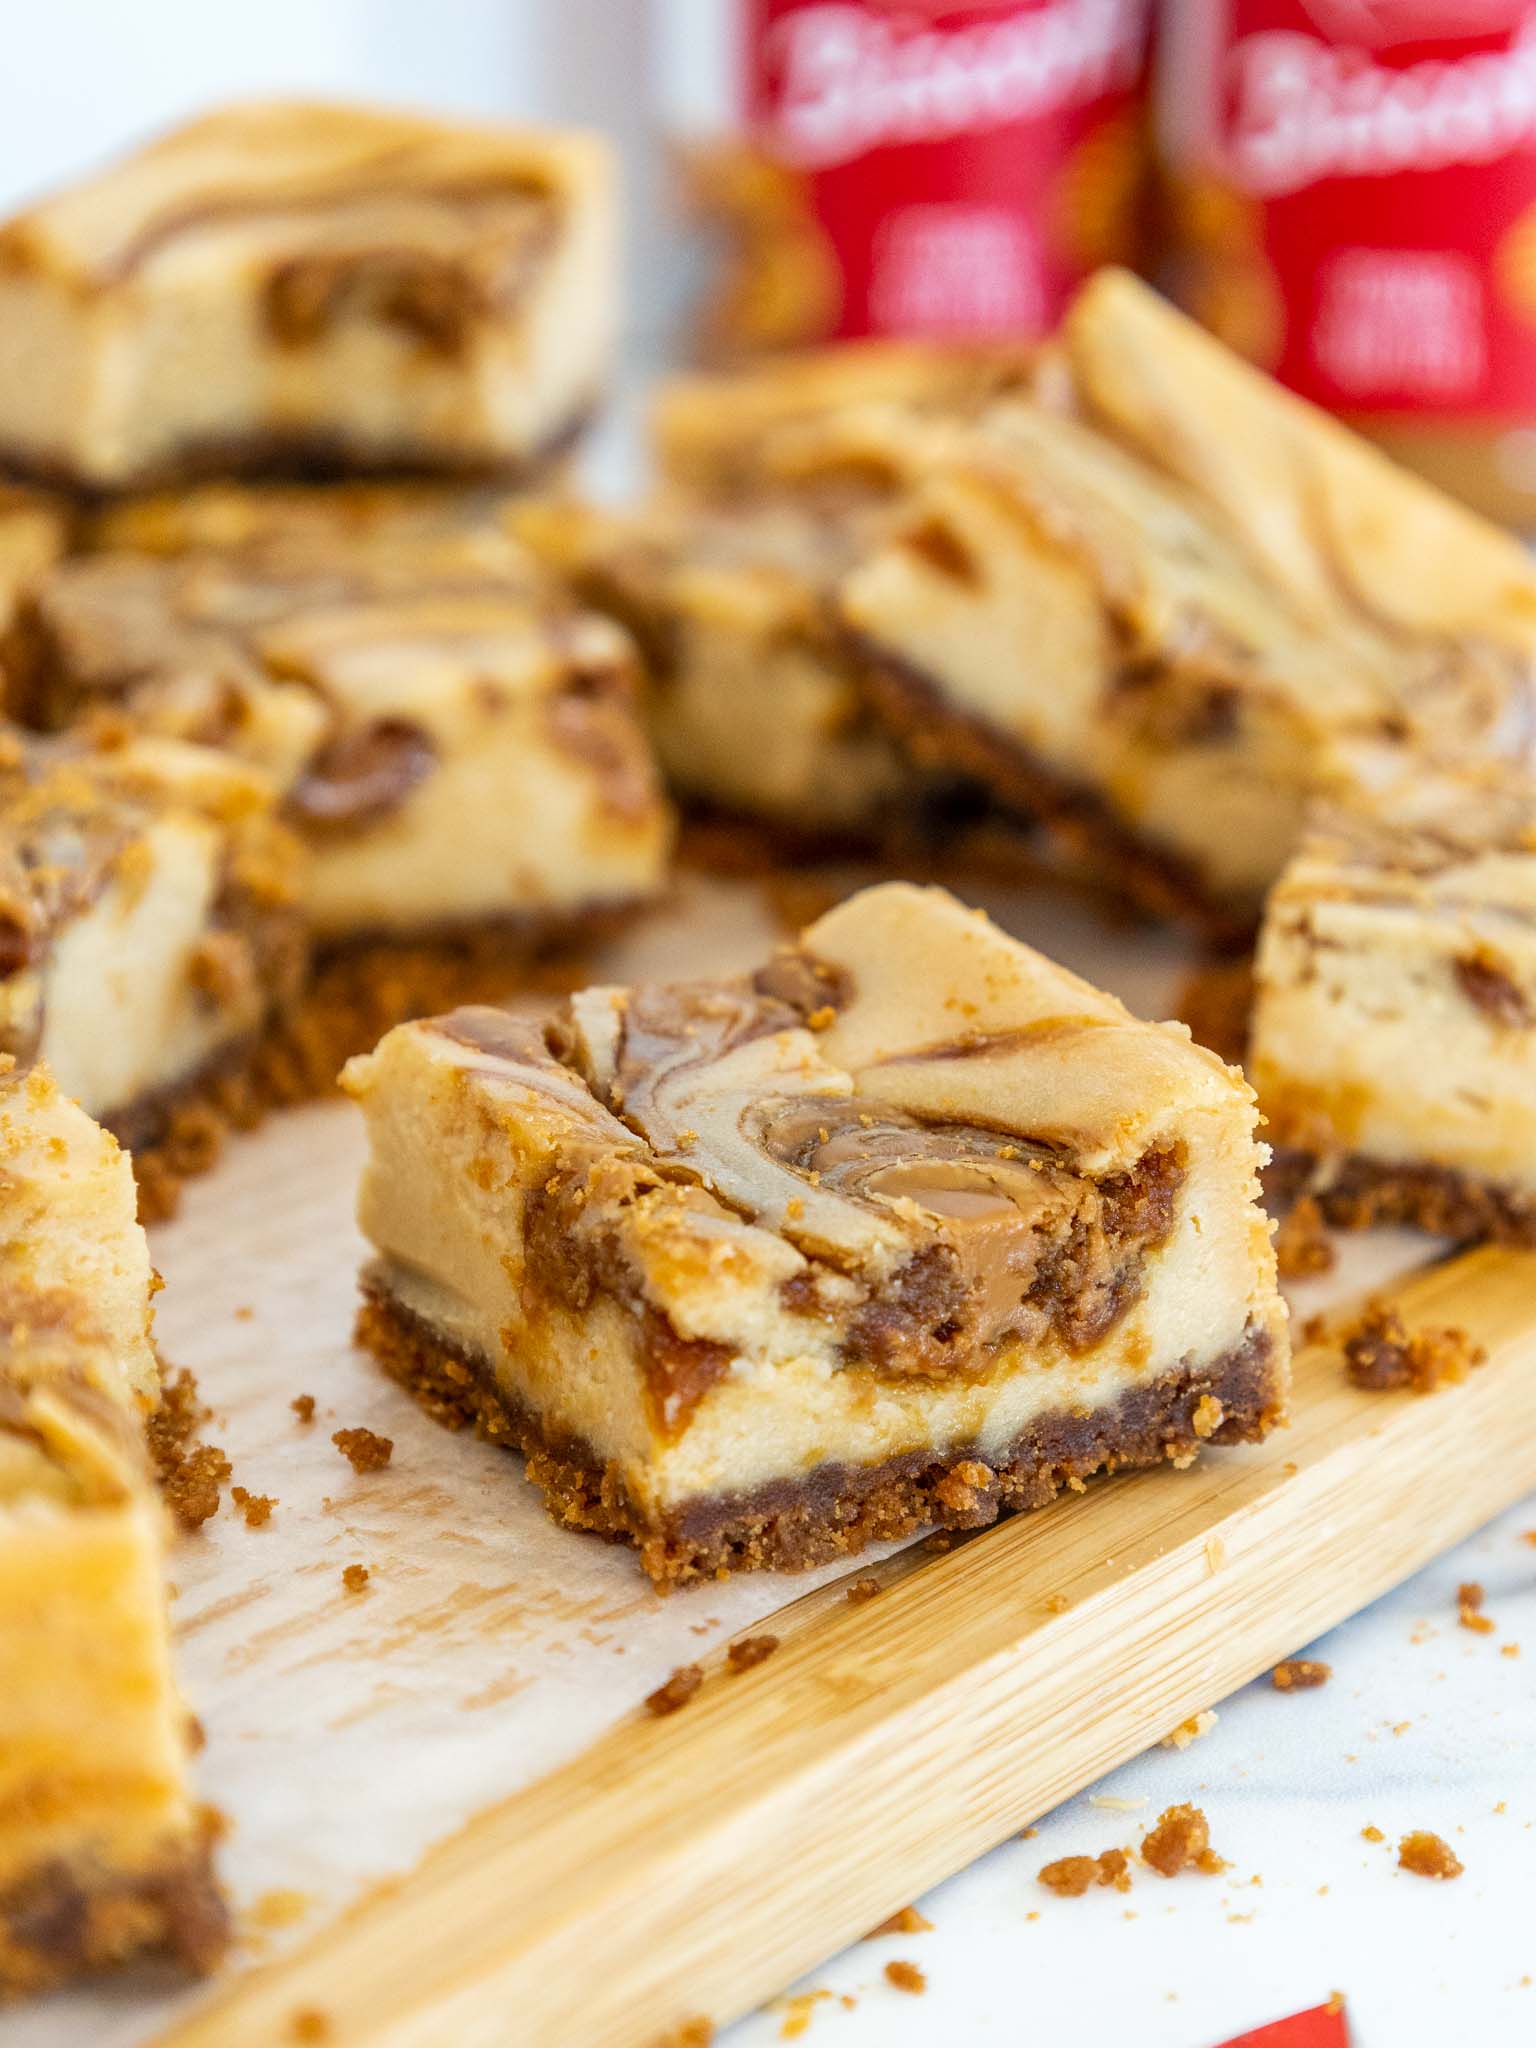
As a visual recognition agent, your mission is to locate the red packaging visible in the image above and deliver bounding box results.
[686,0,1153,354]
[1159,1,1536,523]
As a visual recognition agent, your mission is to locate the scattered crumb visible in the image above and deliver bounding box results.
[1162,1710,1218,1750]
[146,1368,231,1529]
[1398,1831,1463,1879]
[645,1664,704,1716]
[883,1960,925,1996]
[233,1304,254,1322]
[656,2021,714,2048]
[1272,1658,1331,1692]
[1038,1848,1133,1896]
[923,1532,954,1554]
[289,2013,332,2044]
[1019,1825,1039,1840]
[229,1485,275,1529]
[1193,1395,1225,1439]
[1045,1593,1070,1615]
[1502,1642,1521,1658]
[846,1576,881,1604]
[1140,1804,1226,1877]
[1274,1195,1337,1279]
[342,1564,370,1594]
[865,1906,932,1939]
[1362,1825,1385,1843]
[1327,1991,1346,2015]
[331,1426,393,1474]
[727,1634,780,1673]
[1337,1300,1485,1394]
[248,1888,311,1932]
[1090,1795,1146,1813]
[1458,1582,1496,1634]
[291,1393,316,1424]
[775,1991,828,2040]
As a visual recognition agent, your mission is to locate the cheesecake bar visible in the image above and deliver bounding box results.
[1252,760,1536,1244]
[6,533,672,1056]
[0,729,306,1211]
[0,1059,224,1994]
[516,414,932,847]
[0,99,616,492]
[838,269,1536,939]
[347,882,1287,1586]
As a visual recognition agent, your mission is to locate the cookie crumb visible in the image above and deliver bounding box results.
[727,1634,780,1673]
[865,1906,932,1939]
[1161,1710,1218,1750]
[846,1576,881,1604]
[331,1426,393,1473]
[342,1564,370,1593]
[1140,1803,1225,1877]
[1272,1658,1331,1691]
[1273,1195,1336,1279]
[233,1305,254,1322]
[654,2021,713,2048]
[1192,1394,1225,1439]
[1361,1825,1385,1843]
[645,1663,704,1716]
[883,1960,925,1995]
[1398,1830,1463,1879]
[1038,1848,1133,1897]
[230,1485,275,1528]
[289,2012,332,2044]
[1458,1582,1496,1634]
[1338,1300,1485,1394]
[146,1368,231,1529]
[291,1393,316,1424]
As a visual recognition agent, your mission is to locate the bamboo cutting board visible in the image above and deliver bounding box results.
[150,1245,1536,2048]
[16,872,1536,2048]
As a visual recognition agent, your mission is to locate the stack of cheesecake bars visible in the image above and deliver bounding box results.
[6,98,1536,2001]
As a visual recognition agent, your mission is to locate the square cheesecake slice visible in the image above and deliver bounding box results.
[0,729,307,1215]
[515,410,945,851]
[346,883,1287,1587]
[0,99,615,492]
[6,533,672,1066]
[0,1059,224,1995]
[838,269,1536,940]
[1252,760,1536,1244]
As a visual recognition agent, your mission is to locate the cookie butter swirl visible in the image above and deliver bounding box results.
[553,963,1185,1376]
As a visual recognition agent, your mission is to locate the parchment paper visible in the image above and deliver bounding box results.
[11,869,1431,2048]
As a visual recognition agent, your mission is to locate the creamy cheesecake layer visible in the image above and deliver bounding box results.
[1253,764,1536,1222]
[0,734,306,1134]
[0,1063,223,1995]
[8,536,671,948]
[838,271,1536,933]
[347,884,1286,1578]
[0,100,615,491]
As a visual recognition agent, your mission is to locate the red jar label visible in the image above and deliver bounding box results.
[1161,1,1536,421]
[742,0,1152,340]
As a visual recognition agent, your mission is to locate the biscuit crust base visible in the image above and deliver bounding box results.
[120,899,645,1222]
[0,1833,227,2000]
[0,401,593,502]
[854,644,1260,948]
[1266,1146,1536,1247]
[356,1281,1285,1589]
